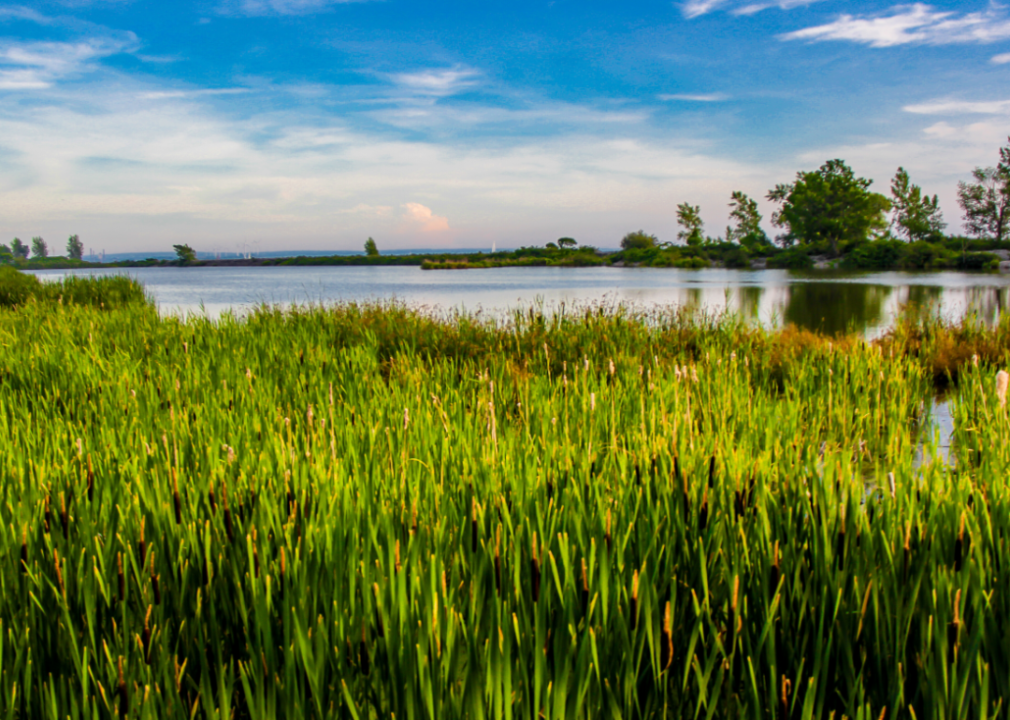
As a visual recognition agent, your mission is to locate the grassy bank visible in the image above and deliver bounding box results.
[3,269,1010,717]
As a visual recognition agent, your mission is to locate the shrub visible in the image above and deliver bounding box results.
[0,265,42,307]
[841,238,905,270]
[620,230,658,250]
[767,246,813,269]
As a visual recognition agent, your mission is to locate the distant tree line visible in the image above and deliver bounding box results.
[612,136,1010,271]
[1,235,85,263]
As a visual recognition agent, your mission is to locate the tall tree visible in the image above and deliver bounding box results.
[676,203,704,246]
[727,191,768,250]
[557,237,577,250]
[364,237,380,257]
[890,167,945,242]
[66,234,84,260]
[620,230,657,250]
[957,138,1010,242]
[30,237,48,259]
[10,238,28,259]
[767,159,891,254]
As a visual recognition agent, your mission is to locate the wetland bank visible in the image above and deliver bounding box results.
[3,266,1010,718]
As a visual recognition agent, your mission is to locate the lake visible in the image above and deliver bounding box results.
[26,265,1010,336]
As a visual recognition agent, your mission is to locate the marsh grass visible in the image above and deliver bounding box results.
[0,273,1007,718]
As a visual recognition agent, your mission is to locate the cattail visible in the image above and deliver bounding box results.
[54,549,66,601]
[948,588,962,665]
[699,487,709,531]
[836,518,846,569]
[780,676,791,720]
[117,552,125,604]
[471,498,478,554]
[531,533,541,604]
[394,539,401,574]
[142,605,153,664]
[604,509,612,551]
[20,527,27,574]
[359,621,370,676]
[59,492,68,537]
[138,518,146,569]
[117,656,128,717]
[770,541,780,590]
[87,454,94,503]
[252,533,260,579]
[280,546,287,596]
[44,494,51,535]
[222,480,234,543]
[954,513,966,572]
[729,575,739,645]
[708,455,716,488]
[208,481,217,515]
[151,552,161,606]
[888,471,895,500]
[630,570,639,630]
[660,601,673,670]
[580,557,590,612]
[590,392,595,412]
[494,526,501,597]
[997,370,1009,408]
[172,469,182,526]
[373,583,384,638]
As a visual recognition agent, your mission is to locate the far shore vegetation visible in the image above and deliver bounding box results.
[7,138,1010,274]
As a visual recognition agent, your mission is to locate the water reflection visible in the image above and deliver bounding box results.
[784,284,892,336]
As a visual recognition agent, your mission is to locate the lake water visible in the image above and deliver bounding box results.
[26,265,1010,336]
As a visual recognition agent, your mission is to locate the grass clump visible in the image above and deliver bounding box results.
[0,266,150,309]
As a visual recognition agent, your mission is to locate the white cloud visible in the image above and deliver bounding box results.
[904,98,1010,114]
[0,36,137,90]
[993,52,1010,64]
[401,203,449,232]
[139,88,250,100]
[683,0,823,19]
[658,93,729,102]
[388,68,480,97]
[781,3,1010,47]
[218,0,363,16]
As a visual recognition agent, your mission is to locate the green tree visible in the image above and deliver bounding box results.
[620,230,657,250]
[767,159,891,254]
[173,244,197,265]
[557,237,577,250]
[30,236,48,259]
[727,191,769,250]
[890,167,945,242]
[10,238,28,259]
[66,234,84,261]
[956,139,1010,242]
[676,203,704,246]
[0,244,10,264]
[364,237,380,257]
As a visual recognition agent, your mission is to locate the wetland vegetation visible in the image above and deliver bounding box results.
[3,268,1010,717]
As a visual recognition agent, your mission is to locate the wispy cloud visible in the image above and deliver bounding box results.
[781,3,1010,48]
[682,0,822,19]
[139,87,250,100]
[993,52,1010,64]
[658,92,729,102]
[0,36,137,90]
[903,98,1010,115]
[218,0,366,16]
[388,68,480,97]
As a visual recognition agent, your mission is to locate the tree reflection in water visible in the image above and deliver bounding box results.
[784,283,892,335]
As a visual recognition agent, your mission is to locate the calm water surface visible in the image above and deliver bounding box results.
[27,265,1010,336]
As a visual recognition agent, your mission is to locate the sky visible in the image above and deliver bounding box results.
[0,0,1008,254]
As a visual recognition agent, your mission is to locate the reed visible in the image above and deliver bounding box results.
[0,283,1008,717]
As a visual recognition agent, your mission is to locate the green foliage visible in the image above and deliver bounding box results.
[890,167,945,241]
[727,191,769,251]
[722,245,751,268]
[676,202,704,246]
[66,234,84,261]
[0,266,149,308]
[768,159,891,254]
[842,237,906,270]
[902,240,955,270]
[0,265,42,305]
[9,238,28,259]
[364,237,380,257]
[956,139,1010,242]
[767,245,813,269]
[173,243,197,265]
[620,229,657,250]
[30,236,48,259]
[557,237,577,249]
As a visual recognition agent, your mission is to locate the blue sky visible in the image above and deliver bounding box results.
[0,0,1008,253]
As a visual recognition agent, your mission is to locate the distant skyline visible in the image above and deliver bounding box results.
[0,0,1007,253]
